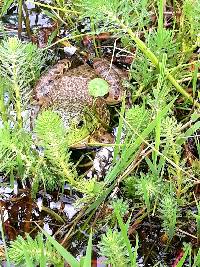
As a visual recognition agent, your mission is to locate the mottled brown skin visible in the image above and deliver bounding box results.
[34,58,123,146]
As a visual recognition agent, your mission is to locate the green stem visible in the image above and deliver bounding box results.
[91,18,100,57]
[157,0,164,32]
[13,82,23,128]
[41,205,65,223]
[12,62,23,128]
[18,0,23,39]
[132,84,144,103]
[23,1,32,39]
[153,111,161,167]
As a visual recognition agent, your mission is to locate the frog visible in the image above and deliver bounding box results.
[33,58,124,148]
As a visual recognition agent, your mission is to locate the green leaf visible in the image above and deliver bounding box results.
[40,228,80,267]
[133,234,139,266]
[1,0,15,16]
[22,244,34,267]
[88,78,109,97]
[114,207,136,266]
[191,112,200,122]
[82,231,92,267]
[176,244,190,267]
[38,235,47,267]
[113,94,126,163]
[193,248,200,266]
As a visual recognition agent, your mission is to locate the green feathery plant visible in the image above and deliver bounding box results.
[135,173,160,216]
[0,103,106,195]
[98,202,139,266]
[74,0,149,31]
[124,105,151,143]
[74,177,105,205]
[34,110,77,186]
[122,173,161,217]
[109,198,129,226]
[179,0,200,53]
[8,230,93,267]
[8,233,64,267]
[148,53,175,173]
[111,198,129,218]
[37,0,200,108]
[98,229,130,267]
[159,192,179,242]
[191,160,200,178]
[0,0,15,16]
[0,125,35,187]
[123,176,137,198]
[34,110,105,199]
[0,124,67,194]
[71,0,200,108]
[151,54,168,167]
[160,116,184,198]
[98,199,139,267]
[86,99,174,215]
[130,51,156,103]
[0,78,10,124]
[0,37,43,128]
[130,27,179,103]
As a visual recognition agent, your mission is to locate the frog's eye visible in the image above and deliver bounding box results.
[103,93,109,99]
[54,70,62,76]
[77,120,84,128]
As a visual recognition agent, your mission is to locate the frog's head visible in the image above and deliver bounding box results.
[65,110,114,149]
[65,110,99,148]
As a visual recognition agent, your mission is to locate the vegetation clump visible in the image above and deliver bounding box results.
[0,0,200,266]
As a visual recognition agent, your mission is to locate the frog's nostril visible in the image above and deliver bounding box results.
[33,94,38,101]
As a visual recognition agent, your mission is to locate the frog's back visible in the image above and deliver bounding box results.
[43,64,109,126]
[55,76,109,122]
